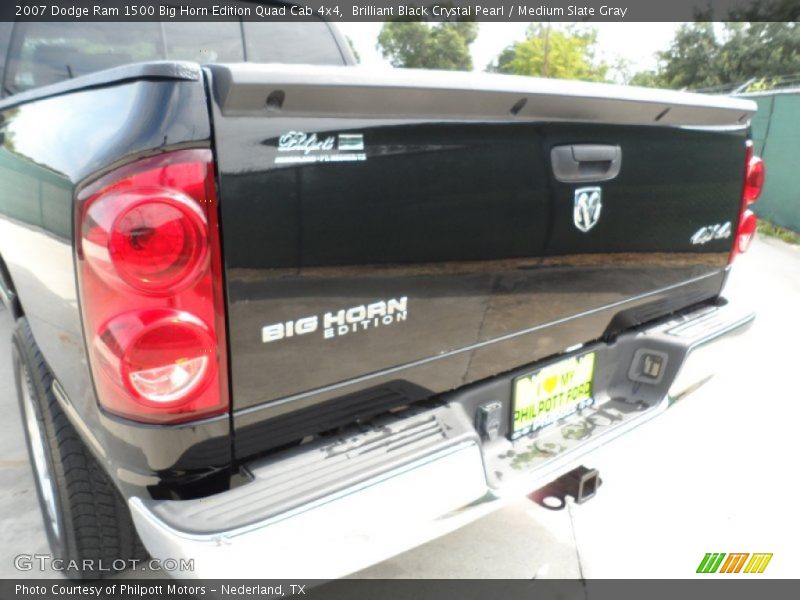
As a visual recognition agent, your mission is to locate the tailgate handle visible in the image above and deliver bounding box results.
[551,144,622,183]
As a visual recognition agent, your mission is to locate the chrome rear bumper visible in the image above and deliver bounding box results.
[130,300,754,579]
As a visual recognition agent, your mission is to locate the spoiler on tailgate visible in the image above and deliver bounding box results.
[209,63,757,127]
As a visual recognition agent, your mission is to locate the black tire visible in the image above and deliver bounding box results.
[13,317,147,579]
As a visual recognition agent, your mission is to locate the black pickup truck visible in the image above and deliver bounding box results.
[0,17,762,579]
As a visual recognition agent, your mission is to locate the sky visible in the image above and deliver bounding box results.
[338,22,682,80]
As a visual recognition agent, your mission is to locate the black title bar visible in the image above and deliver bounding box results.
[3,579,800,600]
[5,0,800,22]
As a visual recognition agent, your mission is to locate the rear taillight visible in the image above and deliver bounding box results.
[743,142,765,204]
[731,141,765,262]
[77,150,229,423]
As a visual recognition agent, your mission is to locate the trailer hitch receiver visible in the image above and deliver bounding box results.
[530,465,602,509]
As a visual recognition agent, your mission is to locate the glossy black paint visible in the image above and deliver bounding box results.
[0,75,232,499]
[0,58,750,501]
[210,97,746,458]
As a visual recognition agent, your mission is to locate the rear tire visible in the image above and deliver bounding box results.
[13,317,147,579]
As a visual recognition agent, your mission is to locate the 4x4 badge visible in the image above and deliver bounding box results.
[573,187,602,232]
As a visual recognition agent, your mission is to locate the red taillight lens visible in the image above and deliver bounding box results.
[731,141,765,263]
[744,155,765,204]
[77,150,229,423]
[736,210,757,254]
[84,188,209,295]
[94,310,216,407]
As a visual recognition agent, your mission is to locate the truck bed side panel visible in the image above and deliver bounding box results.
[0,77,230,497]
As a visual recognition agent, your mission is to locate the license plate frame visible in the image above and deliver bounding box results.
[510,352,596,440]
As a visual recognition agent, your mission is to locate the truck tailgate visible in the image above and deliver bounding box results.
[205,64,755,455]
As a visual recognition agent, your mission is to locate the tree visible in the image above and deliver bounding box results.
[377,21,478,71]
[488,24,609,82]
[727,0,800,22]
[718,23,800,86]
[631,22,800,90]
[627,70,664,88]
[653,23,722,89]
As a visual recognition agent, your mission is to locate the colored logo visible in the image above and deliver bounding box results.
[696,552,773,574]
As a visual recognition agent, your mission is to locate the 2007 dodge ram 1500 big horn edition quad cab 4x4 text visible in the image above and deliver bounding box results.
[0,16,762,579]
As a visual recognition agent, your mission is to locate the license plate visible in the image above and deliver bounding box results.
[511,352,596,439]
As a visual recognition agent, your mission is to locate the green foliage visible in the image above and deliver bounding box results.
[719,23,800,84]
[488,24,609,82]
[757,220,800,244]
[627,70,664,88]
[377,21,478,71]
[654,23,722,89]
[727,0,800,22]
[631,22,800,90]
[746,78,776,93]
